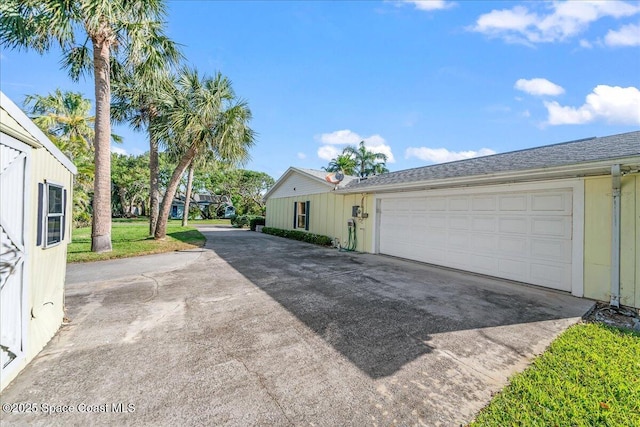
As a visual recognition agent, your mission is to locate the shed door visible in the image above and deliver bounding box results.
[0,136,29,371]
[379,187,573,291]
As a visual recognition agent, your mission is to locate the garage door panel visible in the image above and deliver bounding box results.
[530,262,570,289]
[428,215,447,228]
[472,195,496,211]
[449,197,469,211]
[470,253,498,273]
[499,217,528,234]
[428,197,446,211]
[471,217,496,232]
[499,195,527,211]
[499,258,529,281]
[471,234,497,251]
[531,192,571,213]
[379,187,573,292]
[498,236,528,256]
[448,231,468,249]
[531,239,571,262]
[531,217,571,238]
[449,216,469,230]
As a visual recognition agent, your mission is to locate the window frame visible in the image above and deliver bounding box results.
[293,200,310,231]
[296,201,306,229]
[43,181,65,248]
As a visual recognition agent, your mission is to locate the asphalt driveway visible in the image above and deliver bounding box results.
[1,225,593,426]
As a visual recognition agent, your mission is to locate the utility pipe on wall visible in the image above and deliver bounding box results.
[610,164,621,308]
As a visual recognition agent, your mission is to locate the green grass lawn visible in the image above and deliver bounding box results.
[68,218,213,262]
[470,323,640,426]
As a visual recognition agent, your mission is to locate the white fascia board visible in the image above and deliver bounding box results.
[1,91,77,175]
[336,158,640,194]
[263,167,334,200]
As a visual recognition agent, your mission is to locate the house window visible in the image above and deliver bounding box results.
[294,201,310,230]
[37,182,66,247]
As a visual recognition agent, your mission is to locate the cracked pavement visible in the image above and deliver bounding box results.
[0,225,593,426]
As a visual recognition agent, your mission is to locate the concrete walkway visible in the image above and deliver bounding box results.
[0,225,593,426]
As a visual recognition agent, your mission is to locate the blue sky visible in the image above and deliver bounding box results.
[1,0,639,180]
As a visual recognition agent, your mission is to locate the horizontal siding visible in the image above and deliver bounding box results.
[268,173,332,199]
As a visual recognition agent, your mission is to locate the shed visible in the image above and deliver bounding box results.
[265,132,640,308]
[1,91,77,390]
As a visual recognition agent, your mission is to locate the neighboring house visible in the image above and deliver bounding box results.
[1,92,77,391]
[265,132,640,309]
[170,193,235,219]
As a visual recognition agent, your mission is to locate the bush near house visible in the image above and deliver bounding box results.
[230,214,264,229]
[262,227,333,246]
[249,216,265,231]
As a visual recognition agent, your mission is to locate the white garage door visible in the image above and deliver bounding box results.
[379,187,573,291]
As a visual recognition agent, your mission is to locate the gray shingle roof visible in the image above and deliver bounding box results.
[343,131,640,191]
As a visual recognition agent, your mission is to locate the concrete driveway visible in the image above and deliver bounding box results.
[1,225,593,426]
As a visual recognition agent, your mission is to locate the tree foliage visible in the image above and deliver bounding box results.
[111,153,150,217]
[323,140,389,178]
[151,67,255,239]
[0,0,175,252]
[204,168,274,215]
[24,90,96,227]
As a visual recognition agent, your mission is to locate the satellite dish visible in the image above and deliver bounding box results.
[325,172,344,184]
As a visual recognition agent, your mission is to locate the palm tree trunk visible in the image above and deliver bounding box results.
[91,38,113,252]
[155,146,197,239]
[149,132,160,235]
[182,161,195,227]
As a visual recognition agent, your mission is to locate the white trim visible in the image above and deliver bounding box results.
[340,157,640,195]
[0,134,31,386]
[1,91,77,174]
[43,181,65,249]
[373,178,585,295]
[571,179,585,298]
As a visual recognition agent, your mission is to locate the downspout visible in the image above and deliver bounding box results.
[610,164,621,308]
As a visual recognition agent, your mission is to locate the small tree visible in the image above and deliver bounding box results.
[152,67,255,239]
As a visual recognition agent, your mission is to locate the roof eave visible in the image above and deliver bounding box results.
[263,167,335,200]
[336,157,640,194]
[1,91,77,174]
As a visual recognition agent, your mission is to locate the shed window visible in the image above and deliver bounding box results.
[293,201,310,230]
[38,183,66,247]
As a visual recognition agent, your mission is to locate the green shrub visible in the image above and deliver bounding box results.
[232,214,264,229]
[262,227,332,246]
[249,216,265,231]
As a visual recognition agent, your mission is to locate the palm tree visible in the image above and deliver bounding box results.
[152,67,255,239]
[1,0,174,252]
[24,90,97,226]
[111,36,181,235]
[343,140,389,178]
[322,153,357,176]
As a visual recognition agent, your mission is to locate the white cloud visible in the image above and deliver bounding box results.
[297,152,306,160]
[318,129,362,145]
[111,146,128,155]
[471,1,640,45]
[401,0,454,11]
[515,78,565,96]
[405,147,496,163]
[316,129,395,163]
[605,22,640,46]
[544,85,640,125]
[317,145,341,161]
[579,38,593,48]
